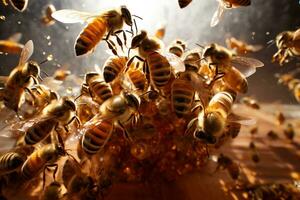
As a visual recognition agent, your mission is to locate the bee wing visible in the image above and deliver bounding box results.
[227,113,256,126]
[165,52,185,73]
[248,44,263,52]
[8,33,22,42]
[210,3,224,27]
[230,56,264,78]
[18,40,33,66]
[52,9,99,24]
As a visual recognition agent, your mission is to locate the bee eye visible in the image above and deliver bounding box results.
[124,93,140,109]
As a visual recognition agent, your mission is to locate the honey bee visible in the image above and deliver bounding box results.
[171,76,195,118]
[250,126,258,135]
[52,6,133,56]
[154,24,166,40]
[275,111,285,126]
[284,123,295,141]
[249,141,260,163]
[42,181,63,200]
[214,153,240,180]
[276,72,300,103]
[2,0,28,12]
[272,29,300,65]
[81,91,140,154]
[82,72,113,104]
[1,40,42,115]
[168,40,186,58]
[53,69,71,81]
[240,97,260,109]
[103,56,127,83]
[128,31,171,89]
[41,4,56,26]
[0,33,24,54]
[226,37,263,55]
[178,0,192,8]
[203,43,264,93]
[22,97,79,145]
[211,0,251,27]
[0,151,25,176]
[267,130,279,140]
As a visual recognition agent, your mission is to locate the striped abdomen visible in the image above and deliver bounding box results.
[81,120,114,154]
[103,56,127,83]
[208,91,235,119]
[10,0,28,12]
[229,0,251,7]
[89,81,113,104]
[147,52,171,88]
[75,17,107,56]
[25,118,57,145]
[171,78,195,117]
[128,69,148,92]
[0,152,24,175]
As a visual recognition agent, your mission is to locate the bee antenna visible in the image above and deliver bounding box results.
[196,43,205,49]
[266,40,275,48]
[39,59,49,65]
[132,15,143,20]
[41,70,49,77]
[74,93,84,102]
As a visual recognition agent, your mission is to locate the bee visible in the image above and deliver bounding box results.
[2,0,28,12]
[168,40,186,58]
[275,111,285,126]
[240,97,260,109]
[52,6,133,56]
[23,97,79,145]
[250,126,258,135]
[41,4,56,26]
[154,24,166,40]
[284,123,295,141]
[203,43,264,93]
[276,72,300,103]
[81,91,140,154]
[82,72,113,104]
[42,181,63,200]
[103,56,127,83]
[214,153,240,180]
[267,130,279,140]
[128,30,171,89]
[1,40,42,115]
[0,151,25,176]
[226,37,262,55]
[249,141,260,163]
[272,29,300,65]
[53,69,71,81]
[211,0,251,27]
[178,0,192,8]
[171,76,195,118]
[0,33,24,54]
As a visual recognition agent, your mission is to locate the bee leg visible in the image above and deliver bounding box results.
[104,39,118,57]
[24,87,36,105]
[27,75,39,84]
[134,18,138,35]
[117,120,132,142]
[112,30,124,51]
[185,118,198,135]
[66,116,81,129]
[126,55,144,71]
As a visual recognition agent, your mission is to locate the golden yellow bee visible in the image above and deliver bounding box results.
[0,33,24,54]
[53,69,71,81]
[2,0,28,12]
[81,91,140,154]
[178,0,192,8]
[240,96,260,109]
[82,72,113,104]
[276,72,300,103]
[203,43,263,93]
[211,0,251,27]
[23,97,79,145]
[52,6,133,56]
[0,40,42,115]
[214,153,240,180]
[103,56,127,83]
[41,4,56,26]
[154,24,166,40]
[273,28,300,65]
[226,37,262,55]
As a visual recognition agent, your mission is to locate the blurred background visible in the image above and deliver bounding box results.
[0,0,300,103]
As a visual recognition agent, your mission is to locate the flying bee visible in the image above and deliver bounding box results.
[284,123,295,141]
[203,43,264,93]
[128,30,172,89]
[276,71,300,103]
[272,29,300,65]
[81,91,140,154]
[211,0,251,27]
[52,6,133,56]
[275,111,285,126]
[249,141,260,163]
[53,69,71,81]
[0,40,43,115]
[154,24,166,40]
[103,56,127,83]
[168,40,186,58]
[42,181,63,200]
[20,97,79,145]
[41,4,56,26]
[267,130,279,140]
[82,72,113,105]
[0,33,24,55]
[2,0,28,12]
[178,0,192,8]
[213,153,240,180]
[226,37,263,55]
[240,97,260,110]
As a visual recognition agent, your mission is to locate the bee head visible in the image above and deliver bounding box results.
[26,61,40,77]
[276,31,293,49]
[194,130,216,144]
[123,91,140,110]
[50,91,59,101]
[63,98,76,111]
[130,30,147,49]
[121,6,132,26]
